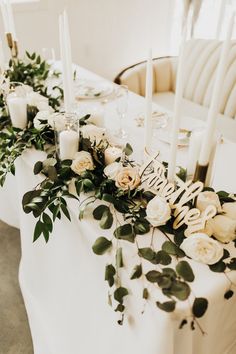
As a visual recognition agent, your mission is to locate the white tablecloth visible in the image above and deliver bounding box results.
[1,66,236,354]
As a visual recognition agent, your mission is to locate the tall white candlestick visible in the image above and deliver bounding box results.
[59,130,79,160]
[63,10,74,109]
[59,11,74,113]
[167,28,187,182]
[59,14,70,113]
[198,13,235,166]
[7,96,27,129]
[5,0,16,39]
[144,48,153,152]
[0,0,10,33]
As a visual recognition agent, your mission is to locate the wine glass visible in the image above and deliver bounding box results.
[115,85,128,139]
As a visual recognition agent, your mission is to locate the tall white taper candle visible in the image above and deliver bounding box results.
[59,14,70,113]
[5,0,16,39]
[63,10,74,109]
[144,48,153,153]
[167,27,187,182]
[198,13,235,166]
[0,0,10,33]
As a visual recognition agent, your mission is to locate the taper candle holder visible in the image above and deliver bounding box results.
[6,32,13,49]
[5,33,18,58]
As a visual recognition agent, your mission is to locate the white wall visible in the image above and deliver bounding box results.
[1,0,173,80]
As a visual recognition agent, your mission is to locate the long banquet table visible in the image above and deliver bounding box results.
[1,66,236,354]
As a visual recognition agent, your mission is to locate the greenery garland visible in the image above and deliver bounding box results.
[0,51,63,186]
[21,119,236,330]
[0,53,235,331]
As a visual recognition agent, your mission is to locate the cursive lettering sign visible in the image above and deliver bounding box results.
[140,155,217,235]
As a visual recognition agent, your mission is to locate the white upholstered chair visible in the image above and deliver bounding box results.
[114,39,236,142]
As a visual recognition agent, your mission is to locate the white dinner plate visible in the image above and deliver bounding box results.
[75,80,114,99]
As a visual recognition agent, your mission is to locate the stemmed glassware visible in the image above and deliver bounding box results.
[115,85,128,139]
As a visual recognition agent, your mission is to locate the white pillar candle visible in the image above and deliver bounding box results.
[167,28,187,182]
[104,146,122,165]
[198,13,235,167]
[0,0,9,33]
[59,130,79,160]
[5,0,16,39]
[7,96,27,129]
[144,48,153,153]
[186,129,203,177]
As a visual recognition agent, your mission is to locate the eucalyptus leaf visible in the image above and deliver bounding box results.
[192,298,208,318]
[114,287,128,303]
[114,224,135,243]
[93,205,109,220]
[99,209,113,229]
[92,237,112,255]
[170,280,191,301]
[145,270,161,283]
[224,289,234,299]
[162,241,185,258]
[138,248,155,262]
[130,264,142,280]
[156,300,176,312]
[116,248,124,268]
[105,264,116,287]
[176,261,195,282]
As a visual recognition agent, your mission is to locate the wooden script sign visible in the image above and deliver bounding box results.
[140,154,216,236]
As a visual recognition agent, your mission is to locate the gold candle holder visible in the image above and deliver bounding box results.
[13,41,18,58]
[6,32,13,49]
[193,162,209,184]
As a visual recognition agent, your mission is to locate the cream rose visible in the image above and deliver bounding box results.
[196,191,221,213]
[33,110,51,130]
[115,167,140,191]
[181,233,223,265]
[71,151,94,175]
[81,124,106,145]
[48,113,66,132]
[146,196,171,227]
[104,162,120,180]
[222,202,236,220]
[207,215,236,243]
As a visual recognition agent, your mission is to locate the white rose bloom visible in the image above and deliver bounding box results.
[71,151,94,175]
[27,92,49,111]
[33,110,51,130]
[222,202,236,220]
[181,233,223,265]
[146,196,171,227]
[81,124,106,144]
[207,215,236,243]
[104,146,122,165]
[196,191,221,212]
[48,113,66,132]
[104,162,121,180]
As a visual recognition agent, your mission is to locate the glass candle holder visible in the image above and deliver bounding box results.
[55,112,79,160]
[6,82,28,129]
